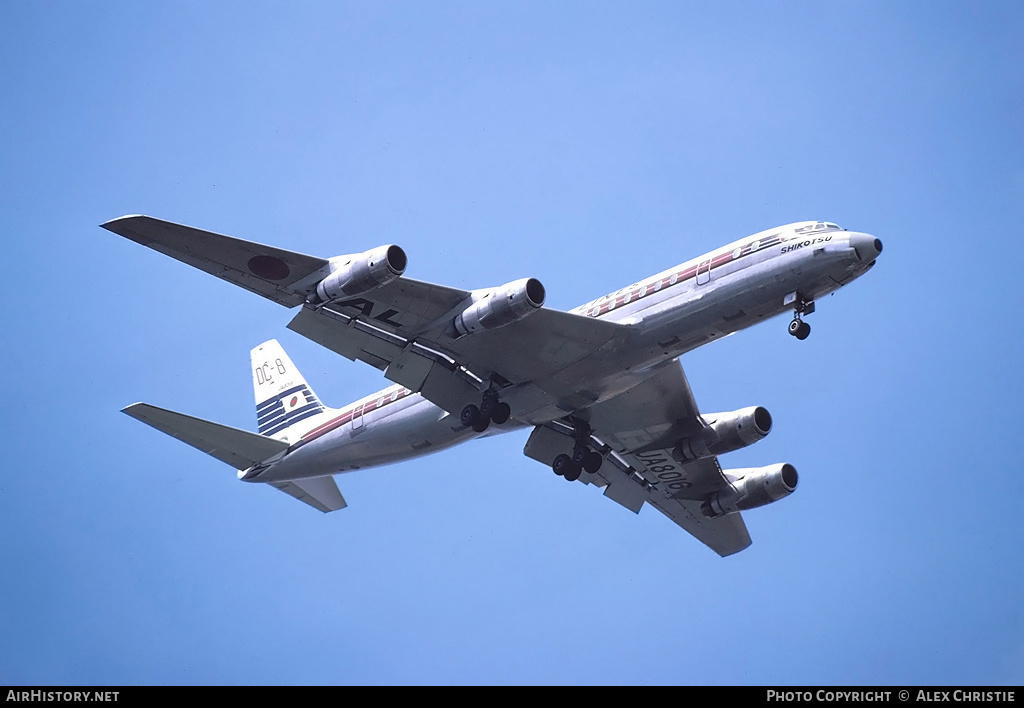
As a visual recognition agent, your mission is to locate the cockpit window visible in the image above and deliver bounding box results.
[796,222,843,234]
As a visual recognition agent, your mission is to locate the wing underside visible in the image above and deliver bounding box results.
[105,215,629,421]
[288,299,628,422]
[102,215,330,306]
[523,359,752,557]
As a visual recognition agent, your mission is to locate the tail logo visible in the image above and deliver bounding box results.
[257,385,323,436]
[251,340,325,437]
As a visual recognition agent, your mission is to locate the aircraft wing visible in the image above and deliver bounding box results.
[104,216,627,417]
[102,215,331,307]
[584,359,733,499]
[102,215,476,326]
[523,359,751,557]
[288,302,627,419]
[640,491,751,557]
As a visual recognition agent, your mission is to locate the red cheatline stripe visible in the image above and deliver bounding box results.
[296,387,412,447]
[583,235,785,319]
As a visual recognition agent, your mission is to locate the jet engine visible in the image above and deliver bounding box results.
[700,463,798,517]
[309,245,407,304]
[453,278,546,336]
[672,406,773,463]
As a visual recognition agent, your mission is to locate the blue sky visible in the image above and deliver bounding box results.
[1,1,1022,685]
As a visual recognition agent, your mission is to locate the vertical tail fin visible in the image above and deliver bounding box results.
[252,340,325,439]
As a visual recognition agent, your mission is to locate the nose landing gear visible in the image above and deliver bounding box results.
[788,318,811,340]
[786,292,814,340]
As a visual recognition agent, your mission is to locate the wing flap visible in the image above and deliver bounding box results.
[310,277,472,335]
[269,477,347,513]
[291,299,629,420]
[287,305,406,370]
[123,402,288,470]
[288,305,482,414]
[439,308,625,388]
[521,357,756,556]
[584,359,701,452]
[362,277,472,332]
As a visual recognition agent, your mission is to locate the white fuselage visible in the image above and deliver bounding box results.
[245,221,880,484]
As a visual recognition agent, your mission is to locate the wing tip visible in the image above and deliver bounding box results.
[717,538,753,557]
[100,214,149,233]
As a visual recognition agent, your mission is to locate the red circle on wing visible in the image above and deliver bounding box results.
[247,255,291,280]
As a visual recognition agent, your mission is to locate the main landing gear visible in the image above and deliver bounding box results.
[461,390,511,433]
[551,419,604,482]
[787,293,814,340]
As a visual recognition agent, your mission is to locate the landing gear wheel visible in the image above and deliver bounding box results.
[552,454,575,477]
[480,395,498,418]
[479,392,511,425]
[568,445,603,475]
[563,465,582,482]
[460,404,480,427]
[787,293,814,340]
[461,403,491,433]
[491,401,511,425]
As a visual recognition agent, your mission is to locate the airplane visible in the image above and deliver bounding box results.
[104,216,882,556]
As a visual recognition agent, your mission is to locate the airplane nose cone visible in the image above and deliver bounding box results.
[850,233,883,262]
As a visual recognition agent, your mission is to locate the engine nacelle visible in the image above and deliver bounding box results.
[672,406,773,463]
[453,278,546,336]
[309,244,407,304]
[700,463,798,518]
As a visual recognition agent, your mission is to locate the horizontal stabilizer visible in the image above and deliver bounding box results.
[123,403,289,470]
[270,477,348,513]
